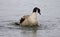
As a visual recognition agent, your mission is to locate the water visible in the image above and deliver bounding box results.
[0,0,60,37]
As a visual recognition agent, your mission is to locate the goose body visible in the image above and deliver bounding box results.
[20,7,41,26]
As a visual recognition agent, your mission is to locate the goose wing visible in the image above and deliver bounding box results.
[20,15,30,24]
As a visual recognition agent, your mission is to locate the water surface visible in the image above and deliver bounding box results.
[0,0,60,37]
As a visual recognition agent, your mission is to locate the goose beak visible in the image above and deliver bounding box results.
[40,13,41,15]
[39,12,41,15]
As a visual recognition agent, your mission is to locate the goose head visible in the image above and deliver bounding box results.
[33,7,41,15]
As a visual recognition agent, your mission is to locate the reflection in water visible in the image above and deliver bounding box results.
[20,27,38,37]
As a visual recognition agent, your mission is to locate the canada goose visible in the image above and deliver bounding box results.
[20,7,41,26]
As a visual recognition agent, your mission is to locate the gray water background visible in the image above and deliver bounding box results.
[0,0,60,37]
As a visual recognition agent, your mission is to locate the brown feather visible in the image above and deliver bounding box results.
[20,15,30,24]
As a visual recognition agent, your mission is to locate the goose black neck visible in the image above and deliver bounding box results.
[33,7,41,15]
[33,7,40,13]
